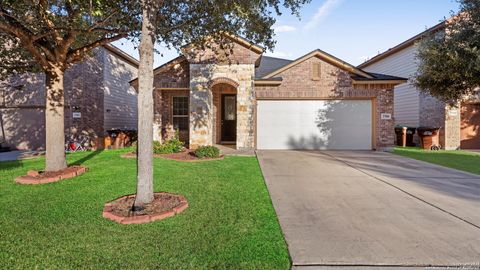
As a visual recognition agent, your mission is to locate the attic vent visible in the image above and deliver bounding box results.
[312,62,321,80]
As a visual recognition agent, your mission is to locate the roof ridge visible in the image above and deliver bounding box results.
[358,20,447,68]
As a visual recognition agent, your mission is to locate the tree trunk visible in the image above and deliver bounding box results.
[45,67,67,172]
[134,1,156,206]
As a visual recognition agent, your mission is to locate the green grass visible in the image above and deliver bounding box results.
[0,149,289,270]
[394,147,480,175]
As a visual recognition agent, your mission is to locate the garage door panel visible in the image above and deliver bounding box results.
[257,100,372,150]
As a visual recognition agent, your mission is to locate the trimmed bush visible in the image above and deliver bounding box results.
[194,145,220,158]
[153,137,184,154]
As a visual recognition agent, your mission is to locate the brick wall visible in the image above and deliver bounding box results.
[256,56,396,150]
[153,57,190,89]
[419,92,460,150]
[1,48,105,150]
[153,89,190,143]
[0,47,138,150]
[184,39,261,65]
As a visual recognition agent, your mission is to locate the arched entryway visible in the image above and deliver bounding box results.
[211,79,238,145]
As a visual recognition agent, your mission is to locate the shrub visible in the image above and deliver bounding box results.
[194,145,220,158]
[153,137,184,154]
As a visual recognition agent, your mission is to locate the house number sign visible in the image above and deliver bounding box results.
[72,112,82,119]
[381,113,392,120]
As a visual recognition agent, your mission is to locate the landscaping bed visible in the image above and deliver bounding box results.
[15,165,87,184]
[121,150,224,161]
[103,192,188,225]
[0,149,289,269]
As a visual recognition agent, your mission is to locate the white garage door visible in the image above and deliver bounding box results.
[257,100,372,150]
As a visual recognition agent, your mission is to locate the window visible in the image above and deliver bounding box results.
[172,96,189,131]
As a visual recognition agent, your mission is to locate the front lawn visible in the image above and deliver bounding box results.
[394,147,480,175]
[0,149,289,270]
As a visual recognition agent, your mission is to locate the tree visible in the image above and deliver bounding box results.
[415,0,480,102]
[133,0,309,207]
[0,1,141,171]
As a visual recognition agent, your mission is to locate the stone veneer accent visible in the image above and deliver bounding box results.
[419,92,461,150]
[189,64,255,149]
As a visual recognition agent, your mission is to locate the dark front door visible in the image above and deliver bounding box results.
[221,94,236,142]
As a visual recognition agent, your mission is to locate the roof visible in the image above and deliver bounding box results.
[261,49,374,79]
[255,56,292,78]
[103,44,139,67]
[358,21,446,69]
[351,72,407,83]
[129,55,186,85]
[130,44,407,86]
[223,33,264,54]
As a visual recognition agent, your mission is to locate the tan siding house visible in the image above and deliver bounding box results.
[359,20,480,150]
[362,45,420,127]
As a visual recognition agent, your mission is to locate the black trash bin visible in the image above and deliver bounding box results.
[394,126,416,147]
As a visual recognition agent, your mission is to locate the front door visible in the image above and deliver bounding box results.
[221,94,236,142]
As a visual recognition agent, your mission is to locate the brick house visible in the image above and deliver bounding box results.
[0,45,139,150]
[131,35,406,151]
[359,21,480,150]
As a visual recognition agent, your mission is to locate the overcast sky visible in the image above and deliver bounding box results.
[112,0,459,67]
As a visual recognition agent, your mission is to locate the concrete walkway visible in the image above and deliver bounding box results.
[0,150,44,162]
[257,150,480,269]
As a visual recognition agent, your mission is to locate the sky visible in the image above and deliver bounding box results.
[112,0,460,67]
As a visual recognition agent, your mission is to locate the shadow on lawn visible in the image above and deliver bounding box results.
[0,160,23,170]
[69,150,103,166]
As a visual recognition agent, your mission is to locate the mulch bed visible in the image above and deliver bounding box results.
[102,192,188,224]
[15,166,87,185]
[120,150,224,162]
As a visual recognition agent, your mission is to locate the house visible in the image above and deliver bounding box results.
[132,35,406,151]
[0,45,139,150]
[359,21,480,150]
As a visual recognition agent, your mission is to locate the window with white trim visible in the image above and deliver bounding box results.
[172,96,189,131]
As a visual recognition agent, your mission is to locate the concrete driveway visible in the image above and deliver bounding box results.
[257,150,480,269]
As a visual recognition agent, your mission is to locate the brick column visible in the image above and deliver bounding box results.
[444,103,461,150]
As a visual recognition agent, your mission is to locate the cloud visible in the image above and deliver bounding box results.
[304,0,344,30]
[274,25,297,33]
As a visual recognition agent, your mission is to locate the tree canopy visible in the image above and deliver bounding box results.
[415,0,480,102]
[0,0,142,77]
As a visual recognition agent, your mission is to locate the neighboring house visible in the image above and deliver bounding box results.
[131,35,406,151]
[0,45,139,150]
[359,21,480,150]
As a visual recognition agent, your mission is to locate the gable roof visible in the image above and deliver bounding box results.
[103,44,139,68]
[358,21,446,69]
[222,33,264,54]
[261,49,374,79]
[129,55,187,85]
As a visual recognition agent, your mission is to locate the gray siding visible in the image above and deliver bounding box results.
[363,45,420,127]
[102,50,138,131]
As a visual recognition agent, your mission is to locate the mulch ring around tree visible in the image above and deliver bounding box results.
[120,150,224,162]
[102,192,188,225]
[15,166,88,185]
